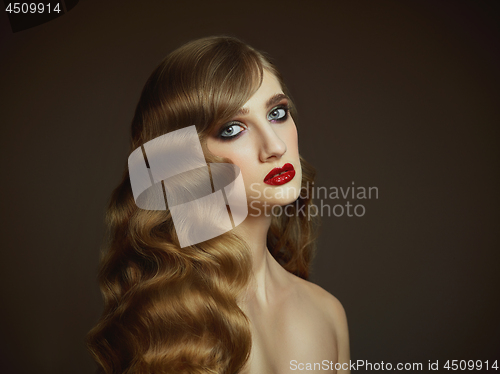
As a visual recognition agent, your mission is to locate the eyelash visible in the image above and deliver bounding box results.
[217,104,290,141]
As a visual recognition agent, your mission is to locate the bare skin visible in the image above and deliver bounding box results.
[236,216,350,374]
[207,70,350,374]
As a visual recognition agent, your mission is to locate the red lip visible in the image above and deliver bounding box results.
[264,163,296,185]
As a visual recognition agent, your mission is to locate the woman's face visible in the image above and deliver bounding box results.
[206,69,302,214]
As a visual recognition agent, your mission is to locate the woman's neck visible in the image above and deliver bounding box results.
[234,212,288,306]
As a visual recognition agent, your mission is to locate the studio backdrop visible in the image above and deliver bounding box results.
[0,1,499,373]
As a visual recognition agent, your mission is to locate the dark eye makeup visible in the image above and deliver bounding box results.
[267,104,289,122]
[216,104,290,141]
[218,121,246,140]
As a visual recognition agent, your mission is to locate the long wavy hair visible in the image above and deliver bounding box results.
[87,36,319,374]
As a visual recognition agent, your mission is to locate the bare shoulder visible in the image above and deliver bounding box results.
[289,274,351,370]
[293,276,347,330]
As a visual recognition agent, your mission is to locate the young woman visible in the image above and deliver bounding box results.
[88,36,350,374]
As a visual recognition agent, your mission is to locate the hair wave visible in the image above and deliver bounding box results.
[87,36,319,374]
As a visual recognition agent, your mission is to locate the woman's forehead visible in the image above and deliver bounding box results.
[240,71,284,112]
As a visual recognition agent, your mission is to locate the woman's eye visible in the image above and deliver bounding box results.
[220,123,245,139]
[268,106,288,121]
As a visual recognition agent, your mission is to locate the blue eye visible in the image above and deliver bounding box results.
[219,122,245,139]
[268,106,289,121]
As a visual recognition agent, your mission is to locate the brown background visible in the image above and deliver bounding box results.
[0,1,499,373]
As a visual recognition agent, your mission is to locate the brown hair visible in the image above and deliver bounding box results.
[87,36,318,374]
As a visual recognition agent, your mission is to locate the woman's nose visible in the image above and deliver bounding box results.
[257,124,287,162]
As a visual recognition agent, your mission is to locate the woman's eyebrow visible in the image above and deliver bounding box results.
[237,93,288,115]
[266,93,288,108]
